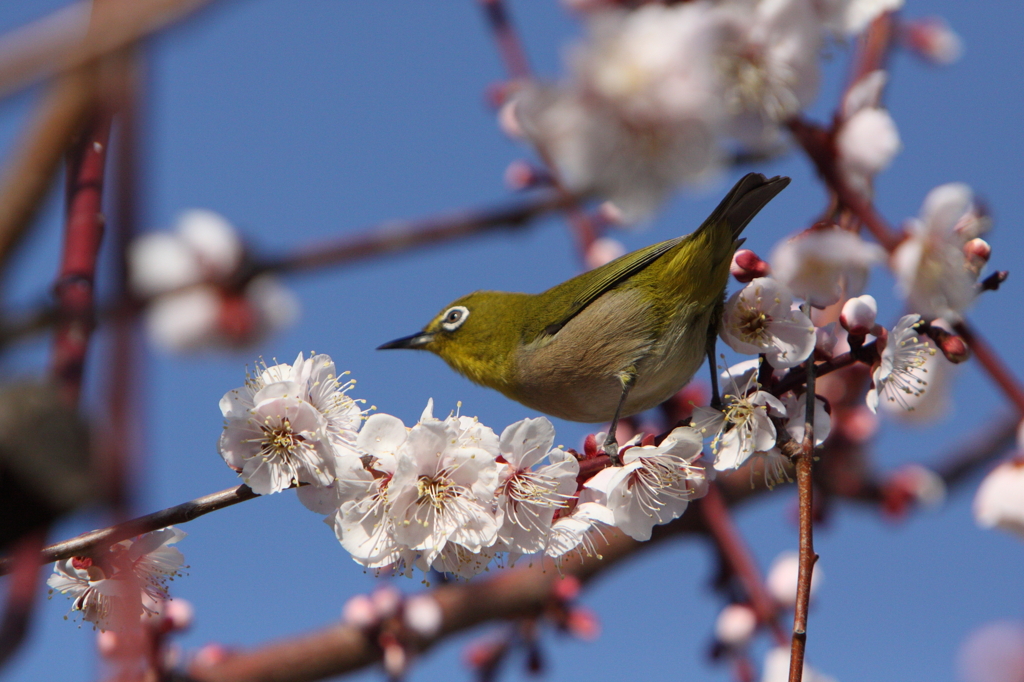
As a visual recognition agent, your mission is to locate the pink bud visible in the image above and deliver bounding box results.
[585,237,627,270]
[566,607,600,640]
[551,575,581,602]
[498,100,523,139]
[715,604,758,648]
[940,334,970,364]
[730,249,770,283]
[96,630,120,658]
[342,594,379,629]
[596,201,625,226]
[892,464,946,508]
[840,295,878,336]
[371,585,402,619]
[193,644,231,667]
[902,17,963,66]
[403,595,443,638]
[383,643,407,679]
[164,598,194,632]
[965,238,991,277]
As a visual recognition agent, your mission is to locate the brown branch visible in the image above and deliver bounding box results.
[0,484,258,576]
[51,113,112,405]
[787,356,817,682]
[698,484,786,644]
[476,0,531,80]
[259,191,571,275]
[953,321,1024,417]
[0,0,221,100]
[0,67,97,272]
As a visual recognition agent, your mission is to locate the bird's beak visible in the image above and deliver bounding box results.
[377,331,435,350]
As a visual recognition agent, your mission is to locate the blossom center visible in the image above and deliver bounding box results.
[734,302,772,345]
[259,418,304,461]
[417,475,458,511]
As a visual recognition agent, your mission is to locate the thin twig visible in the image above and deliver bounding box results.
[0,485,258,576]
[260,191,571,275]
[0,0,221,99]
[787,356,817,682]
[698,484,786,644]
[953,321,1024,416]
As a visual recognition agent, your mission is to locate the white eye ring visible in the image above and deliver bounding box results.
[441,306,469,332]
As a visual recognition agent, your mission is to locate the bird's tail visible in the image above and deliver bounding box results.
[702,172,791,240]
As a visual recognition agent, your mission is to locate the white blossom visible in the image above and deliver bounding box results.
[544,502,615,563]
[866,315,937,413]
[219,353,359,496]
[692,375,786,472]
[893,183,983,321]
[956,621,1024,682]
[496,417,579,555]
[48,528,186,632]
[386,410,502,566]
[721,277,815,368]
[770,228,886,307]
[974,459,1024,539]
[582,427,707,540]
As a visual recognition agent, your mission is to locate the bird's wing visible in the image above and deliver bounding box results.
[542,236,685,336]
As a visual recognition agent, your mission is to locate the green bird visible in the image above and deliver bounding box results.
[379,172,790,452]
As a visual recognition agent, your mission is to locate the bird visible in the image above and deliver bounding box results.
[379,172,790,454]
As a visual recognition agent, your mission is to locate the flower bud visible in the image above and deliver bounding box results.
[552,575,581,602]
[403,595,443,638]
[939,333,970,364]
[498,99,523,139]
[504,160,551,191]
[965,238,991,278]
[730,249,770,283]
[371,585,402,619]
[586,237,627,270]
[383,642,407,679]
[902,17,963,66]
[164,598,194,632]
[566,607,600,640]
[342,594,379,629]
[840,295,878,336]
[714,603,757,648]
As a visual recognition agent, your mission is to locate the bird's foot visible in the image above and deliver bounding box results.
[601,437,621,465]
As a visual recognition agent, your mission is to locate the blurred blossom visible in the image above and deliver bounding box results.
[581,426,707,540]
[892,183,984,321]
[957,621,1024,682]
[715,603,758,647]
[836,74,903,196]
[903,17,963,65]
[341,594,378,629]
[218,353,362,497]
[866,315,936,414]
[770,228,885,307]
[890,464,947,508]
[721,277,815,368]
[130,210,298,353]
[974,459,1024,539]
[585,237,627,269]
[404,595,444,638]
[765,550,822,609]
[47,528,186,632]
[819,0,903,37]
[716,0,823,148]
[761,646,837,682]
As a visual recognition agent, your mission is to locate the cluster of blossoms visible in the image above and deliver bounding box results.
[217,354,709,577]
[129,209,298,353]
[504,0,926,219]
[47,528,187,632]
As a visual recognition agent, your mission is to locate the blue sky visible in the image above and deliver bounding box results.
[2,2,1023,681]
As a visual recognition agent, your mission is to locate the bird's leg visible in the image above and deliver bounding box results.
[706,300,724,409]
[603,371,637,464]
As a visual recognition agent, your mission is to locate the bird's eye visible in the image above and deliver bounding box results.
[441,306,469,332]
